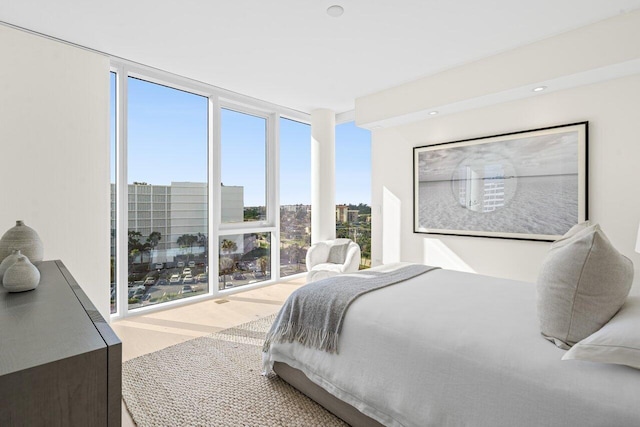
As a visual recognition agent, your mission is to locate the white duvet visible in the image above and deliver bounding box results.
[263,264,640,427]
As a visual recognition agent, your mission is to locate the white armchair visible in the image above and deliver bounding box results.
[305,238,361,283]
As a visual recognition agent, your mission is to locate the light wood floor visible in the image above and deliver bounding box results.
[112,277,305,427]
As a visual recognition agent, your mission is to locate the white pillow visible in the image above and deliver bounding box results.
[537,223,633,349]
[563,296,640,370]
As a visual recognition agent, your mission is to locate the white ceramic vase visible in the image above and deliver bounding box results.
[3,255,40,292]
[0,249,24,281]
[0,220,44,264]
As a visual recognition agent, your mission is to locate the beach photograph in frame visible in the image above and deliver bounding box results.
[413,122,588,241]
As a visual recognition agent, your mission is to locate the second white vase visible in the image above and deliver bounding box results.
[3,255,40,292]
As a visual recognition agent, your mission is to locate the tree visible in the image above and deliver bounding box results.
[219,257,234,289]
[177,234,198,260]
[196,232,207,249]
[219,239,238,289]
[128,231,143,263]
[128,230,142,249]
[146,231,162,249]
[129,248,140,264]
[289,244,301,272]
[243,207,262,221]
[258,256,269,274]
[220,239,238,256]
[295,208,308,221]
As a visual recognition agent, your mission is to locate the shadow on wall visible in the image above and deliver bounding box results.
[382,187,401,264]
[423,238,476,273]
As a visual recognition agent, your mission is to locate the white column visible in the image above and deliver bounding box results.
[311,109,336,243]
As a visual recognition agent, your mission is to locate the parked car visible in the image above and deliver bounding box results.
[196,273,208,283]
[155,263,164,270]
[177,261,185,268]
[182,274,195,284]
[128,286,145,298]
[143,276,156,286]
[182,267,192,275]
[188,261,195,268]
[232,272,247,281]
[180,285,194,294]
[169,274,181,284]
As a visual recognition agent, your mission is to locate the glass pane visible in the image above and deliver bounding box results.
[110,72,117,314]
[335,122,372,269]
[127,77,208,309]
[219,232,271,289]
[221,108,266,222]
[279,118,311,277]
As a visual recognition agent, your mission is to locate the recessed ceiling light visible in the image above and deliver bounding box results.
[532,86,547,92]
[327,5,344,17]
[429,111,439,115]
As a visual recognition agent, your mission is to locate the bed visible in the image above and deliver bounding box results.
[262,263,640,427]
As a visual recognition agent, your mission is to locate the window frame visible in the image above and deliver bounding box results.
[109,59,309,319]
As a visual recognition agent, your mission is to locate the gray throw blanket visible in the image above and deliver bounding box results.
[263,264,438,354]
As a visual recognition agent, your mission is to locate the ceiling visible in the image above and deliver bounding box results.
[2,0,640,114]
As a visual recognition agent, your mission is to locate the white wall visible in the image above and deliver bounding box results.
[369,73,640,288]
[0,26,111,318]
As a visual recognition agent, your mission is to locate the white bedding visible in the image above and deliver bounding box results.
[263,265,640,427]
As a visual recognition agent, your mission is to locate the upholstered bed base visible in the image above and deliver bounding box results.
[273,362,384,427]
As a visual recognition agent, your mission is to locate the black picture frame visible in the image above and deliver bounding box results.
[413,122,588,241]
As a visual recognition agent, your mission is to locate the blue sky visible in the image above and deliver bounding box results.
[110,73,371,206]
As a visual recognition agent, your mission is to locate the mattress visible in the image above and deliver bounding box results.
[263,267,640,427]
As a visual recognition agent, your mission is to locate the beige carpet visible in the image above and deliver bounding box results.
[122,314,347,426]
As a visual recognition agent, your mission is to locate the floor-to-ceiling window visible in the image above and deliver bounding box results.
[110,65,310,317]
[126,77,209,309]
[110,71,117,314]
[219,108,272,289]
[335,122,372,269]
[279,118,311,277]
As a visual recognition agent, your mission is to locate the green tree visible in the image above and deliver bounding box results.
[221,238,238,255]
[219,257,235,289]
[219,239,238,289]
[295,207,308,221]
[243,207,262,221]
[177,234,198,260]
[146,231,162,249]
[128,231,144,263]
[143,231,161,264]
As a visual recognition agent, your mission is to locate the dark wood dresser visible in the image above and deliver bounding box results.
[0,260,121,426]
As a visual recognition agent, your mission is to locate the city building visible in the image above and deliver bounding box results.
[111,182,242,260]
[336,205,349,223]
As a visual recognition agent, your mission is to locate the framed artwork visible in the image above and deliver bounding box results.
[413,122,588,241]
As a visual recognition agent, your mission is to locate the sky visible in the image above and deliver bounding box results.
[335,122,371,205]
[110,73,371,206]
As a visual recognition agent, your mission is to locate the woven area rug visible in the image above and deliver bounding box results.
[122,313,348,426]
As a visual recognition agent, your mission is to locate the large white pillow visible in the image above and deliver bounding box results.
[562,296,640,369]
[536,223,633,349]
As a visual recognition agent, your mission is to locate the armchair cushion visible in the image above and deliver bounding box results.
[327,243,349,264]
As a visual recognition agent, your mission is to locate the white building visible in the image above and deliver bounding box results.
[111,182,243,259]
